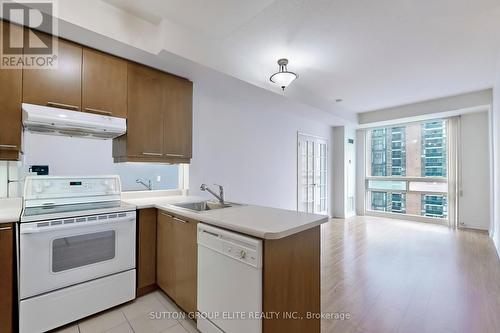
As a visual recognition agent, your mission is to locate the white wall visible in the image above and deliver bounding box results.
[189,75,333,212]
[492,62,500,256]
[331,126,356,218]
[358,89,492,124]
[459,112,491,230]
[21,133,180,191]
[345,127,356,217]
[355,130,366,216]
[0,162,7,197]
[331,127,345,217]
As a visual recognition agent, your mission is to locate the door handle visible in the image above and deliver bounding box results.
[202,230,220,238]
[84,107,112,116]
[164,153,184,157]
[142,152,162,156]
[0,226,12,231]
[0,144,17,149]
[47,102,79,111]
[173,217,188,224]
[160,212,187,223]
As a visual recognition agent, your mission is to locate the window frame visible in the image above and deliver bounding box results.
[363,119,449,224]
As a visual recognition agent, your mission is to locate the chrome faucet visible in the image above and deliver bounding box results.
[136,178,152,191]
[200,183,224,204]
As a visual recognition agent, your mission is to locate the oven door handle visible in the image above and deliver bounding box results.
[20,218,135,234]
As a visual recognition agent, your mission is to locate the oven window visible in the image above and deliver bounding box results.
[52,230,116,272]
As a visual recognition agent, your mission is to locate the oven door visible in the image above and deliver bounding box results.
[19,211,136,299]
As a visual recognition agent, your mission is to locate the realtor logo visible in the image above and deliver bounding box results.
[1,0,58,69]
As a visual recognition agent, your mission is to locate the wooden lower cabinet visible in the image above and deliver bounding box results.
[153,209,320,332]
[262,226,321,333]
[156,210,198,314]
[171,213,198,315]
[157,211,176,299]
[137,209,157,296]
[0,223,14,333]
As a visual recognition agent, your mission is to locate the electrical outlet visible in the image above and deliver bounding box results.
[156,176,161,182]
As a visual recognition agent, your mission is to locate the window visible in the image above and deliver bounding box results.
[113,163,181,191]
[366,120,448,221]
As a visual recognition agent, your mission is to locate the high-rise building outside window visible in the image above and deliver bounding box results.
[366,120,448,221]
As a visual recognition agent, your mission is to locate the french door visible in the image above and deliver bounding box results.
[297,133,328,214]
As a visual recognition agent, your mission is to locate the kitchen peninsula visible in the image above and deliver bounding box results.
[124,194,328,333]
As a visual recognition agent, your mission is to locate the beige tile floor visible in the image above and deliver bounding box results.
[51,291,199,333]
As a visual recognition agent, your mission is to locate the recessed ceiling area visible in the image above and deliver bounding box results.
[103,0,500,114]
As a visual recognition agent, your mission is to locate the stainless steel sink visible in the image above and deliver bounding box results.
[171,201,238,212]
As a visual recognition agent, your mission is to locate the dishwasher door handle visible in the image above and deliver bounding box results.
[201,230,220,238]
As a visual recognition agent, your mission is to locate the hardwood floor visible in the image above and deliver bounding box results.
[321,216,500,333]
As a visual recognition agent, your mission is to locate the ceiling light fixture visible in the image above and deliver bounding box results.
[270,58,298,91]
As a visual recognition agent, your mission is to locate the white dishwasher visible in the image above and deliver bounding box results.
[197,223,263,333]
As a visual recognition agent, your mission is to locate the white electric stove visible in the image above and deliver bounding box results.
[18,175,137,333]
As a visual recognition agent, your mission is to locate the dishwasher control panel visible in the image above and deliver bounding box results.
[197,223,263,268]
[222,242,259,266]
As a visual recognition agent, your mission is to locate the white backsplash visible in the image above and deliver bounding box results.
[0,161,22,198]
[0,132,182,198]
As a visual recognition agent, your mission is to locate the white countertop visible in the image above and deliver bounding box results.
[0,192,329,238]
[123,195,329,240]
[0,198,22,223]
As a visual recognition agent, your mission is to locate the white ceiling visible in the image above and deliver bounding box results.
[103,0,500,113]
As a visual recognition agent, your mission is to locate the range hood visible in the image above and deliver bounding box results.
[22,103,126,139]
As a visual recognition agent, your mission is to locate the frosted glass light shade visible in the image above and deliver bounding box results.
[269,58,298,90]
[270,71,297,89]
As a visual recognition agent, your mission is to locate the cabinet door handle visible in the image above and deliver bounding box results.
[84,107,112,116]
[160,212,188,224]
[142,152,162,156]
[173,217,188,224]
[0,144,17,149]
[47,102,79,111]
[0,226,12,231]
[164,153,184,157]
[160,212,173,218]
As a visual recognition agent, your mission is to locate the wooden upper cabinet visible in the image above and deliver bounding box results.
[82,48,127,118]
[113,63,193,163]
[0,21,22,161]
[125,63,164,158]
[23,36,82,111]
[163,75,193,159]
